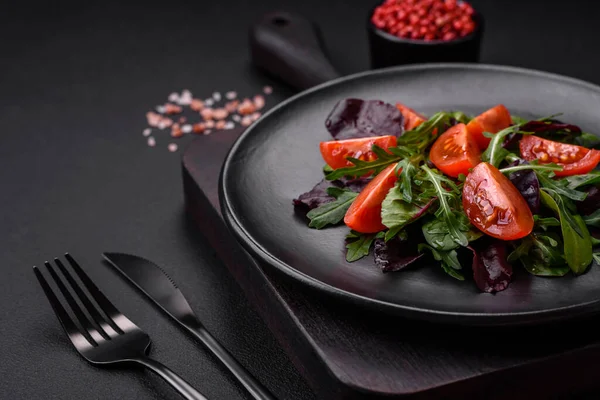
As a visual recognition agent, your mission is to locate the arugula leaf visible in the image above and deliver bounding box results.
[481,124,521,167]
[324,145,402,181]
[576,132,600,148]
[564,171,600,189]
[499,163,563,175]
[508,232,570,276]
[306,188,358,229]
[533,215,561,231]
[345,231,383,262]
[584,209,600,227]
[418,244,464,280]
[395,111,468,153]
[537,172,588,201]
[396,158,418,203]
[593,253,600,265]
[419,165,469,247]
[540,189,593,274]
[592,236,600,246]
[381,183,435,241]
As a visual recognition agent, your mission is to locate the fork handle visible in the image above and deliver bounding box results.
[133,356,209,400]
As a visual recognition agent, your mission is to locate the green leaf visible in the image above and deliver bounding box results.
[323,164,334,176]
[540,190,593,274]
[499,163,563,175]
[481,124,520,167]
[509,233,570,276]
[584,209,600,227]
[395,111,467,153]
[576,132,600,148]
[381,182,433,241]
[418,244,464,280]
[533,215,561,231]
[593,253,600,265]
[419,165,469,247]
[421,218,461,251]
[345,231,383,262]
[537,172,588,201]
[306,188,358,229]
[592,236,600,246]
[396,158,418,203]
[324,145,402,181]
[564,171,600,189]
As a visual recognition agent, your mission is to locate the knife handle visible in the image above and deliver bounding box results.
[186,324,277,400]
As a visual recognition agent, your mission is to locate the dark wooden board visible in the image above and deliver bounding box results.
[182,130,600,399]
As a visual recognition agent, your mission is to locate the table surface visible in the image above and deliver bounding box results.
[2,0,600,399]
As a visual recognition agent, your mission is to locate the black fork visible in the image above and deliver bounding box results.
[33,253,209,400]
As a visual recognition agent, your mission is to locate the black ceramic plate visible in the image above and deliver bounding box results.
[220,64,600,326]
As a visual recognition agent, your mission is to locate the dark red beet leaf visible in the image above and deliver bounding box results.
[293,176,371,210]
[521,119,582,134]
[506,160,541,214]
[373,236,423,273]
[470,239,513,293]
[576,185,600,216]
[325,98,404,140]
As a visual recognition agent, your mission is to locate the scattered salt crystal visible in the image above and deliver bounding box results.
[226,91,237,100]
[181,124,193,133]
[251,111,261,121]
[157,121,168,129]
[212,92,222,102]
[156,105,166,114]
[190,99,204,111]
[204,98,214,107]
[232,115,241,122]
[238,98,255,115]
[212,108,229,120]
[215,120,226,130]
[168,143,178,152]
[224,121,235,130]
[205,120,215,128]
[204,129,212,135]
[253,94,265,110]
[168,92,179,102]
[147,137,156,147]
[241,116,253,126]
[201,108,214,120]
[171,123,183,138]
[178,90,193,106]
[263,86,273,94]
[143,128,152,137]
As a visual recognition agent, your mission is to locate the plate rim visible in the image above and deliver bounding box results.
[219,62,600,326]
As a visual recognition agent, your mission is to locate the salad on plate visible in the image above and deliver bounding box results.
[293,98,600,293]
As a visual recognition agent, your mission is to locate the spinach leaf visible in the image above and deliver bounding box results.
[509,232,570,276]
[584,209,600,227]
[381,183,435,241]
[345,231,384,262]
[307,188,358,229]
[540,190,593,274]
[564,171,600,189]
[418,244,464,280]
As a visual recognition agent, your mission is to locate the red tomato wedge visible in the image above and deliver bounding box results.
[396,103,427,131]
[519,135,600,177]
[319,135,397,170]
[466,104,513,149]
[429,123,481,178]
[462,162,534,241]
[344,163,399,233]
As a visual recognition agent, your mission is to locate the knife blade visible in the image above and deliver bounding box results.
[102,252,276,400]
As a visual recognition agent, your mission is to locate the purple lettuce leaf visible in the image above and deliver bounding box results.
[576,185,600,216]
[469,239,513,293]
[293,176,371,210]
[325,98,404,140]
[506,160,541,214]
[373,235,423,273]
[521,119,582,134]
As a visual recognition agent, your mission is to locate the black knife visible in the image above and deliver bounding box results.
[102,252,276,400]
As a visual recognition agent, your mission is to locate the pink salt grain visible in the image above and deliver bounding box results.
[146,112,162,127]
[225,100,239,113]
[147,137,156,147]
[241,116,253,126]
[253,95,265,110]
[171,123,183,138]
[201,108,214,120]
[143,128,151,137]
[168,143,178,152]
[212,108,229,120]
[263,86,273,94]
[190,99,204,111]
[205,120,215,128]
[215,120,226,130]
[164,103,183,115]
[192,123,205,134]
[238,99,255,115]
[226,91,237,100]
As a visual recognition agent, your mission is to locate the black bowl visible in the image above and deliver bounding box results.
[367,5,484,69]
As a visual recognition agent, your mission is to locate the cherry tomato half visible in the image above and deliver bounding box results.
[396,103,427,131]
[319,135,398,170]
[462,162,534,241]
[519,135,600,177]
[466,104,513,150]
[344,163,399,233]
[429,123,481,178]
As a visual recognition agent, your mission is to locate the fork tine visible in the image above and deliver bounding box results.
[54,258,117,340]
[65,253,126,333]
[45,261,106,346]
[33,266,96,349]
